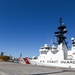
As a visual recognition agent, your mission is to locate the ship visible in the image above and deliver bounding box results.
[0,52,10,62]
[20,18,75,68]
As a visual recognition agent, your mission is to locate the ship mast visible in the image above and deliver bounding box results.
[54,18,68,48]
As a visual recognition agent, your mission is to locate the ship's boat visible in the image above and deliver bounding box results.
[20,18,75,68]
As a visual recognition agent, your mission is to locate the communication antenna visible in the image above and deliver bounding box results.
[50,39,52,47]
[59,18,62,25]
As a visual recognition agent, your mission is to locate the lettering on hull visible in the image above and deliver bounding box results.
[60,61,75,64]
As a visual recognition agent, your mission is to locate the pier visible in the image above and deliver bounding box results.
[0,62,75,75]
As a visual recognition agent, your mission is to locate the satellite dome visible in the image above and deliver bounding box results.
[71,37,74,41]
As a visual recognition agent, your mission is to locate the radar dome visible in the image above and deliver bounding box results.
[71,37,74,41]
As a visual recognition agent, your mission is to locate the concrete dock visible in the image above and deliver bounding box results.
[0,62,75,75]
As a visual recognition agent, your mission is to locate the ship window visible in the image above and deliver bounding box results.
[41,51,47,54]
[67,61,69,63]
[40,61,42,62]
[73,45,75,46]
[70,61,72,63]
[52,61,53,63]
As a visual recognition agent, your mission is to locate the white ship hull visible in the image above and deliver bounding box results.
[29,59,75,68]
[20,58,75,68]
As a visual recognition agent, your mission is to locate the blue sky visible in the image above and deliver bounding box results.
[0,0,75,58]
